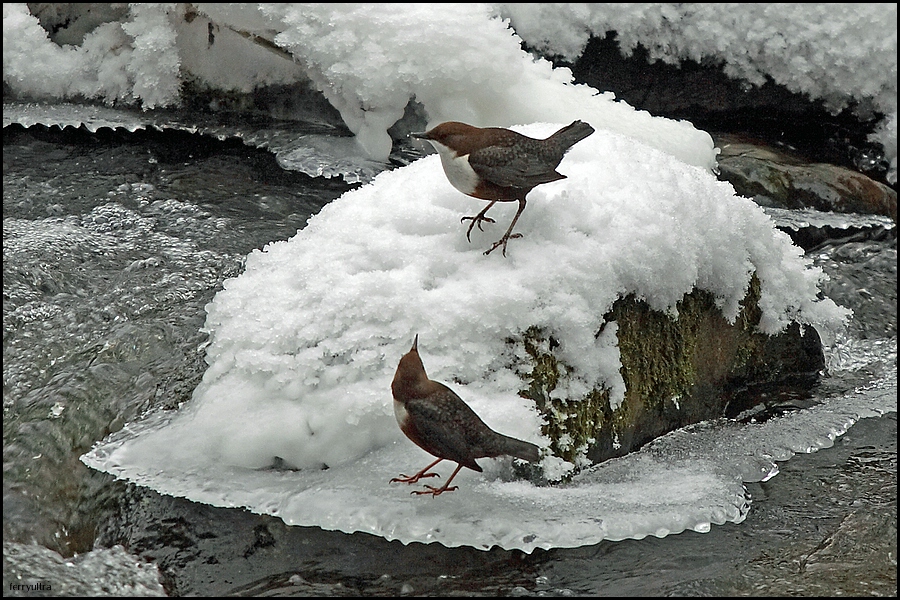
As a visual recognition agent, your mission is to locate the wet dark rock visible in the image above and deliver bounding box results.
[715,133,897,220]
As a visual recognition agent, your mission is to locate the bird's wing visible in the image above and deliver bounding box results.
[467,143,566,189]
[404,395,482,471]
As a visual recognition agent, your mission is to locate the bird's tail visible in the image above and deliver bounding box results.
[549,120,595,151]
[497,435,541,463]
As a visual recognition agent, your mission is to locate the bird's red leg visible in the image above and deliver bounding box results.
[484,198,526,257]
[390,457,443,485]
[460,201,497,242]
[412,463,464,496]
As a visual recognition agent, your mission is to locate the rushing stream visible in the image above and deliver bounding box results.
[3,122,896,596]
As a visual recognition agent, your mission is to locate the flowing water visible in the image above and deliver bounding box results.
[3,122,896,596]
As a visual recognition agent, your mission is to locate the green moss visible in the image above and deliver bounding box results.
[514,273,802,481]
[516,326,613,469]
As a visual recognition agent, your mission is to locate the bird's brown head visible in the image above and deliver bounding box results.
[411,122,486,155]
[392,334,430,401]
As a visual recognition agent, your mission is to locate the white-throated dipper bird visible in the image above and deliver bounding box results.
[412,120,595,256]
[390,335,540,496]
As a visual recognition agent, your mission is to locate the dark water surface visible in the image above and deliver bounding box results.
[3,125,896,596]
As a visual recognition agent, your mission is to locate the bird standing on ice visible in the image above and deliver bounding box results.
[390,335,540,496]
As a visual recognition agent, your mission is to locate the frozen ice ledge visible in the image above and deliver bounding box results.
[2,101,390,184]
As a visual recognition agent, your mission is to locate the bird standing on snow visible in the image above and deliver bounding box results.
[412,120,595,256]
[390,335,540,496]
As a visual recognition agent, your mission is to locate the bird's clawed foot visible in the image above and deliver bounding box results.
[393,462,464,497]
[460,200,497,242]
[461,214,495,240]
[411,484,459,497]
[390,471,440,485]
[484,232,523,257]
[390,458,443,485]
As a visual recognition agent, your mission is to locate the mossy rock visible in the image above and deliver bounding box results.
[515,273,824,475]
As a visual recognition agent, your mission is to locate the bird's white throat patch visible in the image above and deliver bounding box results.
[428,140,479,195]
[393,398,410,428]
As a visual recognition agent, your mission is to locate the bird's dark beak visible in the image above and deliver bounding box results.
[411,334,418,352]
[410,131,427,140]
